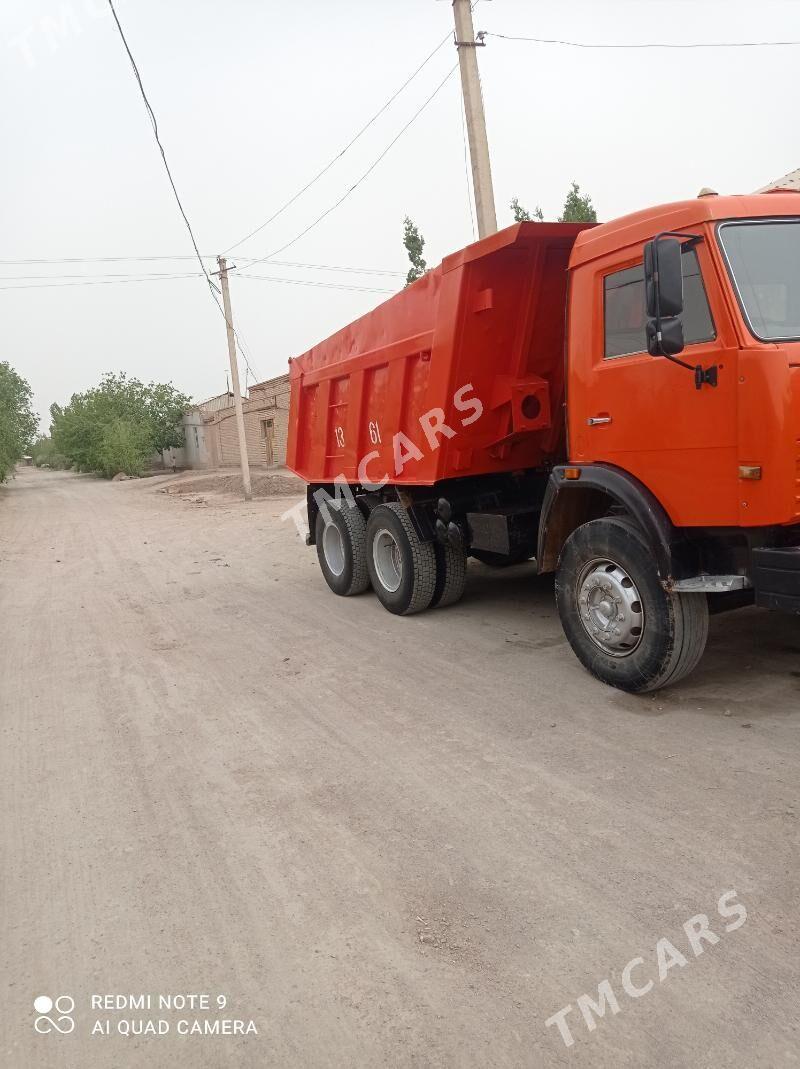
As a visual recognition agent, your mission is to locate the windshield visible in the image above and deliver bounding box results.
[718,219,800,341]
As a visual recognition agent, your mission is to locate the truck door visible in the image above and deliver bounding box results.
[569,240,740,527]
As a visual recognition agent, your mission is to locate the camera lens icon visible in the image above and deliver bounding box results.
[34,994,75,1034]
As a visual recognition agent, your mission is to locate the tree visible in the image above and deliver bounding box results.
[145,380,191,458]
[98,419,153,478]
[559,181,597,223]
[510,197,543,223]
[50,373,191,477]
[0,361,37,481]
[403,216,427,286]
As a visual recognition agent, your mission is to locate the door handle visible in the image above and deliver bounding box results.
[587,416,612,426]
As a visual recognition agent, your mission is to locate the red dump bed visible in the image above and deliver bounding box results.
[287,222,593,486]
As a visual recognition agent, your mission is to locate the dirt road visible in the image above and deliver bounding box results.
[2,467,799,1068]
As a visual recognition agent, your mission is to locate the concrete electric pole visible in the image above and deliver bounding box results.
[216,256,252,502]
[452,0,497,238]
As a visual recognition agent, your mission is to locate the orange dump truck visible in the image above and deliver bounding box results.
[287,192,800,692]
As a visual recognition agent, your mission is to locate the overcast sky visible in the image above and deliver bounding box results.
[3,0,799,426]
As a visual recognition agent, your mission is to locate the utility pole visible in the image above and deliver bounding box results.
[452,0,497,238]
[216,256,252,501]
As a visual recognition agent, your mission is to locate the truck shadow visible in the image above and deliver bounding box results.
[462,560,800,714]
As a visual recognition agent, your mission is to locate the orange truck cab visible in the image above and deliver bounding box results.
[287,190,800,692]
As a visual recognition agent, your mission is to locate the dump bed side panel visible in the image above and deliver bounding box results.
[287,269,441,483]
[287,222,592,486]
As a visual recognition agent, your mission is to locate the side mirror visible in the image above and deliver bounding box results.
[646,316,685,357]
[644,236,683,318]
[644,235,685,357]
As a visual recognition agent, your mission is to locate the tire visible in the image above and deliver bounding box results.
[555,517,709,693]
[471,548,533,567]
[432,542,467,608]
[315,500,370,597]
[366,502,436,616]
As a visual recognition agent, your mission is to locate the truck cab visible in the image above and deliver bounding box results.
[567,193,800,533]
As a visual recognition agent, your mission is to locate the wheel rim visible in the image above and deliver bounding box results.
[322,521,346,577]
[576,557,645,658]
[373,528,403,592]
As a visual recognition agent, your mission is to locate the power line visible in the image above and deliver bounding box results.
[242,62,460,271]
[0,255,405,276]
[0,255,215,266]
[237,273,396,294]
[105,0,261,382]
[222,32,454,255]
[0,274,201,291]
[0,253,204,264]
[105,0,214,290]
[484,30,800,49]
[0,270,203,281]
[0,269,400,295]
[247,259,404,277]
[0,271,396,295]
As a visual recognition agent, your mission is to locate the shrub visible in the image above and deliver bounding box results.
[98,419,152,478]
[50,373,190,476]
[0,362,37,481]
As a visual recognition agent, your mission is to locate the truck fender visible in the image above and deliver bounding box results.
[537,464,686,580]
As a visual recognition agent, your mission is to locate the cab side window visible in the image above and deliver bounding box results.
[603,248,715,359]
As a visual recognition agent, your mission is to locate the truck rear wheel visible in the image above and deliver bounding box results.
[555,517,709,693]
[366,503,436,616]
[315,501,370,597]
[432,543,467,608]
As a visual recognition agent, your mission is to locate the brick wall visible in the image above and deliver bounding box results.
[204,373,290,469]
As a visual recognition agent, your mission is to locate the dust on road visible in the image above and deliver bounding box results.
[2,467,798,1068]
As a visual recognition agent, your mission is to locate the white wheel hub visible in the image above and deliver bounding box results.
[322,520,346,577]
[373,528,403,593]
[576,558,645,657]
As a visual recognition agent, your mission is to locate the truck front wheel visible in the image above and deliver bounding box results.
[555,517,709,693]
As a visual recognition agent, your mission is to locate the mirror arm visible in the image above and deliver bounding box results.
[660,349,719,389]
[661,352,695,373]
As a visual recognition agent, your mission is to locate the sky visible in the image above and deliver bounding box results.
[2,0,799,427]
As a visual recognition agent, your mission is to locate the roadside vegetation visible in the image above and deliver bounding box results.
[37,373,190,478]
[0,361,37,482]
[403,216,427,285]
[510,181,597,223]
[402,183,596,290]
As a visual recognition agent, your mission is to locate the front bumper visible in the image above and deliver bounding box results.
[752,546,800,613]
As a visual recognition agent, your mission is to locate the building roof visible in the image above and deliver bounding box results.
[249,372,290,393]
[758,167,800,192]
[190,391,235,413]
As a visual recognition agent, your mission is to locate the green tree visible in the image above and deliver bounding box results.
[403,216,427,286]
[0,361,37,481]
[31,436,70,470]
[510,197,543,223]
[145,380,191,459]
[559,181,597,223]
[50,373,191,477]
[98,419,153,477]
